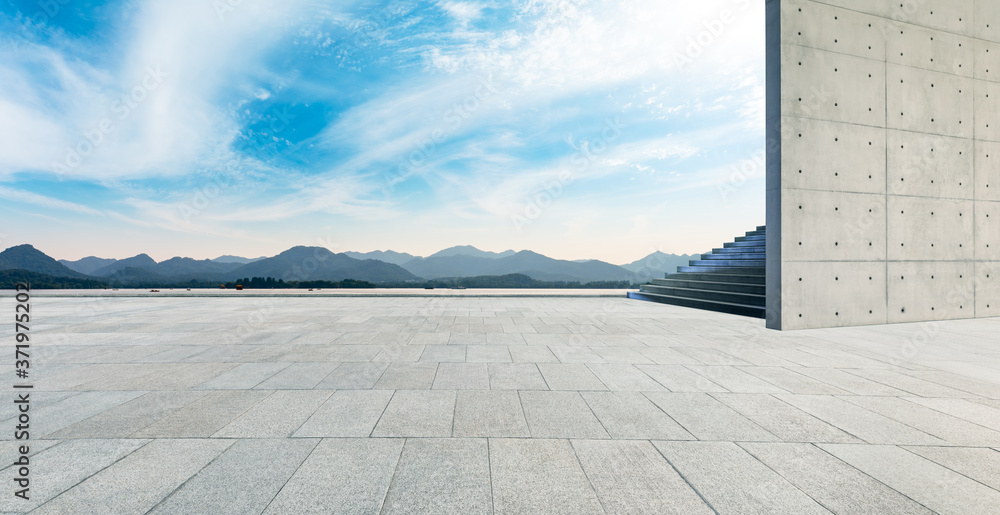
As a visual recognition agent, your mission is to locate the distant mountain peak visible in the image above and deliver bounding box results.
[428,246,520,260]
[0,244,88,278]
[212,255,265,264]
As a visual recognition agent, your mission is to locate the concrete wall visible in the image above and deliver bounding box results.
[766,0,1000,329]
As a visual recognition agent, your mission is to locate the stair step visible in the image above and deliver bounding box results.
[665,272,765,285]
[639,285,765,306]
[650,278,765,295]
[631,225,767,319]
[689,259,766,267]
[712,247,766,254]
[724,240,765,248]
[676,266,765,275]
[627,291,766,319]
[701,252,765,261]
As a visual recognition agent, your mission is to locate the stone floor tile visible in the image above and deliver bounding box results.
[537,364,608,391]
[644,392,778,442]
[581,391,693,440]
[149,439,318,515]
[419,344,466,362]
[738,366,851,394]
[635,364,728,392]
[740,442,934,514]
[906,397,1000,429]
[32,439,234,515]
[488,363,549,390]
[652,441,829,514]
[453,390,530,437]
[213,390,332,438]
[776,394,947,445]
[47,391,208,439]
[253,362,340,389]
[0,439,148,513]
[713,393,860,443]
[317,362,388,389]
[32,391,146,439]
[490,438,604,515]
[685,365,789,394]
[371,390,456,437]
[519,391,609,439]
[294,390,394,437]
[263,438,403,515]
[903,446,1000,491]
[381,438,491,515]
[844,396,1000,446]
[465,345,512,362]
[586,364,666,391]
[821,443,1000,515]
[373,363,438,390]
[432,363,490,390]
[507,346,560,363]
[573,440,712,514]
[132,390,270,438]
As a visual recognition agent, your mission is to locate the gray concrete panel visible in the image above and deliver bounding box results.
[769,0,1000,328]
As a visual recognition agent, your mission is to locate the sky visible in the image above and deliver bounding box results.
[0,0,765,264]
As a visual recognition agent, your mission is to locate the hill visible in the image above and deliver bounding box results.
[59,256,117,275]
[154,257,242,279]
[212,255,265,264]
[343,250,417,266]
[0,245,89,278]
[0,269,106,289]
[229,246,418,283]
[400,250,635,283]
[425,245,516,259]
[621,251,700,281]
[91,254,158,276]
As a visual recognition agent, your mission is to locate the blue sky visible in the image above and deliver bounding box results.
[0,0,764,263]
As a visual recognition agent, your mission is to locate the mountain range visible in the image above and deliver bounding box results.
[6,243,699,286]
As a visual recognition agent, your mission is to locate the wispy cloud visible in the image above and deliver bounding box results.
[0,185,102,215]
[0,0,765,263]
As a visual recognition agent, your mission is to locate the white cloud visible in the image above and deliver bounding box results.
[0,186,103,215]
[0,0,324,182]
[438,1,485,27]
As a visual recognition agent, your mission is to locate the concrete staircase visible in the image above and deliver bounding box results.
[628,226,766,318]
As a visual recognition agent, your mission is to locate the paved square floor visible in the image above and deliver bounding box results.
[4,294,1000,514]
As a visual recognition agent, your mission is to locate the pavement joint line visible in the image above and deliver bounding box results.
[375,438,407,515]
[369,390,397,438]
[898,445,1000,494]
[143,439,238,514]
[650,440,720,515]
[29,437,156,512]
[258,437,323,515]
[567,439,611,515]
[812,443,938,514]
